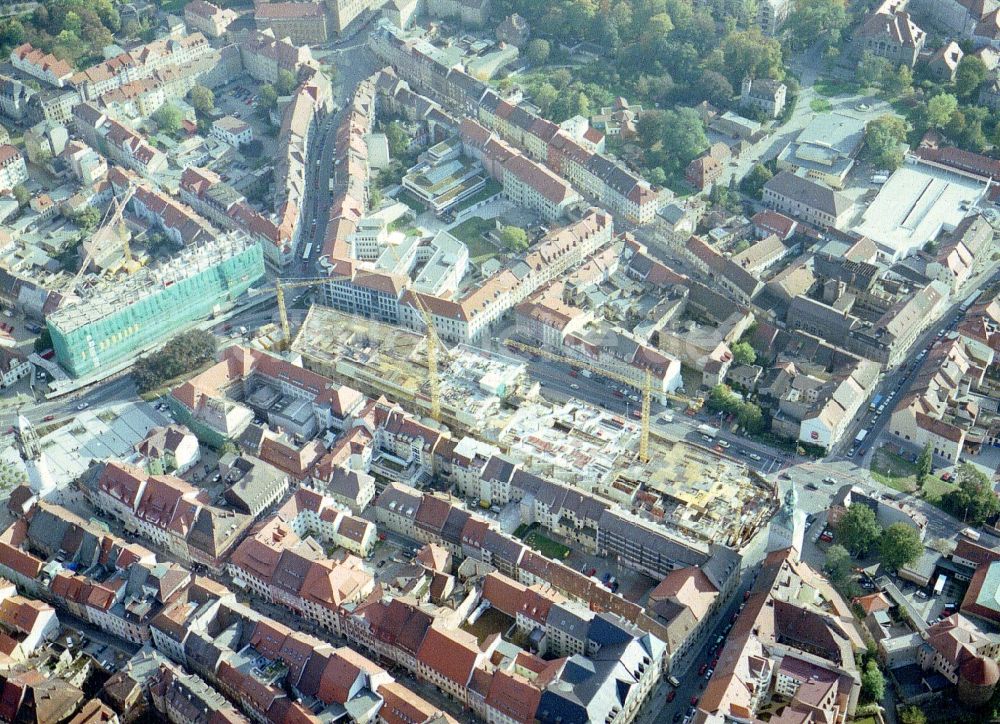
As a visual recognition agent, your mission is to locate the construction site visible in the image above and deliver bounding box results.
[291,305,532,440]
[47,233,265,377]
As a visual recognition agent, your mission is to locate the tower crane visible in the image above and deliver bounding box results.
[505,339,655,464]
[410,292,442,422]
[72,180,139,288]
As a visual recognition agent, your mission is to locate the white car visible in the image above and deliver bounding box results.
[748,453,762,461]
[718,440,730,449]
[570,383,579,390]
[76,402,88,411]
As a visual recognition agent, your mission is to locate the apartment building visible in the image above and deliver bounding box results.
[254,2,329,45]
[239,29,316,84]
[762,171,853,229]
[10,44,73,87]
[0,145,27,192]
[853,0,926,68]
[184,0,238,38]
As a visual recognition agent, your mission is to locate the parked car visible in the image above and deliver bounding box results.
[940,471,953,482]
[666,690,676,703]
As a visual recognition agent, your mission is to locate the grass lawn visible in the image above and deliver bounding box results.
[449,216,500,263]
[810,98,833,113]
[870,446,958,510]
[870,447,918,492]
[451,179,501,214]
[524,530,571,560]
[814,78,859,97]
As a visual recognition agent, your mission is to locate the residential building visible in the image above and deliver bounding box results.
[254,2,329,45]
[239,29,317,84]
[758,0,792,35]
[762,171,853,228]
[184,0,238,38]
[0,145,26,192]
[427,0,491,27]
[853,0,926,67]
[740,77,787,118]
[10,44,73,87]
[929,41,965,81]
[0,75,34,120]
[210,115,253,147]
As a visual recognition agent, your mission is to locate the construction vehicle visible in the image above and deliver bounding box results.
[505,339,654,463]
[73,180,139,288]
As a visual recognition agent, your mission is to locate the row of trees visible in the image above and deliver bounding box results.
[828,505,923,570]
[0,0,122,69]
[133,330,218,393]
[940,464,1000,526]
[707,383,765,433]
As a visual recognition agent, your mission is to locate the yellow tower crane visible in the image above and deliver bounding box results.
[72,180,139,288]
[410,293,442,422]
[506,339,655,463]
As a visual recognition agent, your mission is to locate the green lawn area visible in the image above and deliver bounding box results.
[451,179,501,214]
[524,530,571,560]
[870,447,919,492]
[810,98,833,113]
[869,445,958,508]
[813,78,860,97]
[449,216,500,263]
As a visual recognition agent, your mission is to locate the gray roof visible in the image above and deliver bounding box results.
[598,510,709,568]
[765,171,851,216]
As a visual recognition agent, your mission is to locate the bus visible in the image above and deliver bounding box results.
[697,423,719,439]
[960,290,980,313]
[854,429,868,446]
[869,394,883,412]
[302,243,313,261]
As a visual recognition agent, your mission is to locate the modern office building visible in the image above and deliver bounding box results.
[47,234,264,377]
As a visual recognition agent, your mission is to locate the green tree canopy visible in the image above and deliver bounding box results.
[835,504,881,557]
[942,463,1000,526]
[152,103,182,135]
[74,207,101,232]
[731,341,756,367]
[385,121,410,157]
[720,29,783,86]
[926,93,958,128]
[916,443,932,489]
[133,330,218,393]
[787,0,848,50]
[861,659,885,703]
[955,56,988,99]
[525,38,550,65]
[879,523,923,572]
[899,705,927,724]
[276,69,298,96]
[824,544,852,584]
[258,84,278,112]
[499,225,529,251]
[189,85,215,116]
[864,114,907,170]
[739,163,773,200]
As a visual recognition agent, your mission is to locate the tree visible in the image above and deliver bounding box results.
[276,69,298,96]
[720,29,783,86]
[385,121,409,157]
[899,705,927,724]
[133,330,218,392]
[33,327,52,353]
[152,103,181,135]
[942,463,1000,525]
[864,114,907,170]
[916,443,932,489]
[74,207,101,232]
[861,659,885,703]
[880,523,923,572]
[836,504,881,557]
[240,139,264,158]
[499,225,529,251]
[856,51,891,88]
[188,85,214,116]
[926,93,958,128]
[731,341,756,367]
[219,441,238,457]
[824,544,853,584]
[787,0,848,51]
[955,56,988,99]
[257,84,278,112]
[525,38,550,66]
[12,185,29,207]
[699,69,734,107]
[737,402,765,434]
[739,163,773,200]
[658,107,709,170]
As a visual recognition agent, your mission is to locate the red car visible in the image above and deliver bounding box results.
[743,591,751,602]
[690,696,699,706]
[43,414,55,421]
[698,664,707,676]
[613,390,624,399]
[666,690,676,703]
[819,532,833,543]
[569,370,578,377]
[587,568,596,577]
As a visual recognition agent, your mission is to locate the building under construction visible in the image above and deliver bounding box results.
[47,234,265,377]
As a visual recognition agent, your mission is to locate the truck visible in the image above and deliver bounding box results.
[960,290,980,313]
[933,574,947,597]
[697,424,719,439]
[869,394,883,412]
[854,429,868,446]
